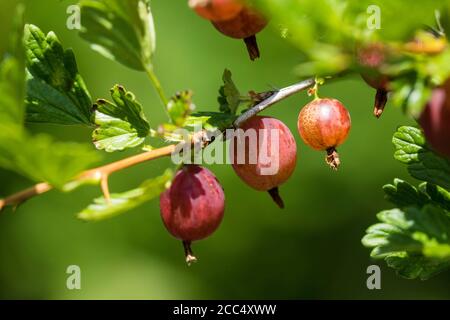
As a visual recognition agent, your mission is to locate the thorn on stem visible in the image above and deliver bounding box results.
[326,147,341,170]
[268,187,285,209]
[183,241,198,266]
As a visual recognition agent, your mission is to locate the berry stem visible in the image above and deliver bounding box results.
[244,35,260,61]
[145,65,170,116]
[374,88,388,118]
[326,147,341,170]
[268,187,285,209]
[183,241,198,266]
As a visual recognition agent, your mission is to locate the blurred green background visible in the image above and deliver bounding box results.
[0,0,449,299]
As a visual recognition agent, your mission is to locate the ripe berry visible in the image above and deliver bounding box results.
[212,7,268,61]
[357,43,390,118]
[189,0,243,22]
[298,98,351,170]
[160,165,225,264]
[419,80,450,159]
[231,116,297,208]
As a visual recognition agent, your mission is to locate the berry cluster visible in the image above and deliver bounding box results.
[159,2,450,265]
[161,93,352,264]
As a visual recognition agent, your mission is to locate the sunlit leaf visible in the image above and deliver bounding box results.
[24,24,93,125]
[218,69,241,115]
[79,0,156,70]
[167,90,195,127]
[93,85,150,152]
[393,126,450,189]
[362,205,450,280]
[78,169,173,221]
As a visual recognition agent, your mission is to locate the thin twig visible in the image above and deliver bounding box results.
[233,78,315,128]
[0,78,315,211]
[145,66,169,110]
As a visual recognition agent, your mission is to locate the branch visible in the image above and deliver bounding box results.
[0,78,315,211]
[233,78,316,128]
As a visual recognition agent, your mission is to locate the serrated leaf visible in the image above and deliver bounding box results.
[383,179,430,208]
[218,69,241,115]
[386,253,450,280]
[78,169,172,221]
[393,126,450,189]
[362,205,450,280]
[93,85,150,152]
[79,0,155,70]
[424,183,450,211]
[24,24,92,125]
[0,17,100,189]
[167,90,195,127]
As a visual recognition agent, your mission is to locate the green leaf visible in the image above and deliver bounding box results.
[167,90,195,127]
[391,78,432,119]
[0,5,25,129]
[362,205,450,280]
[185,111,237,132]
[393,126,450,189]
[24,24,93,125]
[93,85,150,152]
[0,132,100,188]
[386,253,450,280]
[79,0,156,70]
[78,169,172,221]
[218,69,241,115]
[0,17,99,189]
[423,183,450,211]
[383,179,429,208]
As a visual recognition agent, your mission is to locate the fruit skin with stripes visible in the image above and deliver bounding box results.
[189,0,243,22]
[231,116,297,209]
[419,80,450,159]
[298,98,351,170]
[160,165,225,264]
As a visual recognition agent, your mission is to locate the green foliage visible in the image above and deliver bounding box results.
[24,24,93,125]
[363,126,450,280]
[393,126,450,189]
[0,134,100,188]
[78,169,172,221]
[185,112,237,133]
[362,206,450,280]
[0,15,100,188]
[383,179,429,208]
[218,69,241,115]
[423,183,450,211]
[256,0,450,118]
[0,5,25,128]
[93,85,150,152]
[167,91,195,127]
[79,0,156,71]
